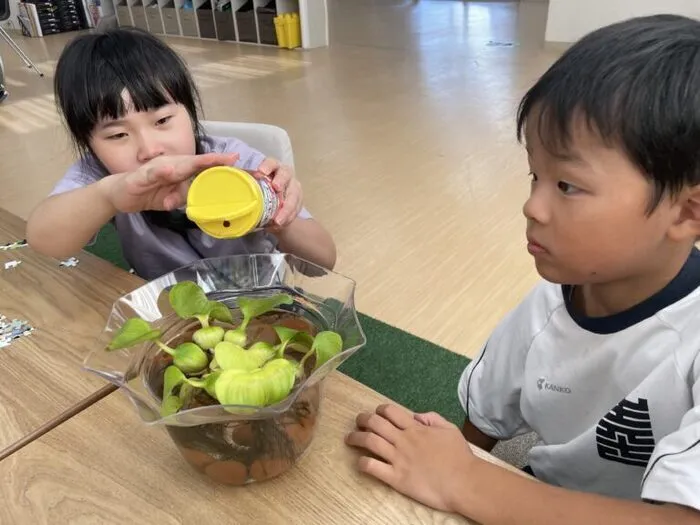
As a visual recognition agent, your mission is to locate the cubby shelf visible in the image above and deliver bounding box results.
[112,0,327,48]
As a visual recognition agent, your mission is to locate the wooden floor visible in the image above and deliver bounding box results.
[0,0,561,358]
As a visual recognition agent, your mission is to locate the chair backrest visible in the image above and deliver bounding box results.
[0,0,10,22]
[201,121,295,168]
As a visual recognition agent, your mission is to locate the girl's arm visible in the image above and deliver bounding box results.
[27,178,117,259]
[28,152,238,259]
[274,217,337,270]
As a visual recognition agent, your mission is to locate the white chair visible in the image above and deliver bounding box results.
[201,121,295,168]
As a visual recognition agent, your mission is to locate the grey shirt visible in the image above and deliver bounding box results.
[50,135,310,279]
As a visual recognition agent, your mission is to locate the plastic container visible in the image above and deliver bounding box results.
[186,166,280,239]
[83,254,367,485]
[273,13,300,49]
[274,14,288,47]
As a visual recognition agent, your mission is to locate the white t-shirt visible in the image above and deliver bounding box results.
[459,248,700,511]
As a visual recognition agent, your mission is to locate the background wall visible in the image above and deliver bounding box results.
[545,0,700,43]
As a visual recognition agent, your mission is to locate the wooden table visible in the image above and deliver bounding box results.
[0,208,141,453]
[0,207,525,524]
[0,371,526,524]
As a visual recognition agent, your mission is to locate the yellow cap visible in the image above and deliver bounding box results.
[186,166,263,239]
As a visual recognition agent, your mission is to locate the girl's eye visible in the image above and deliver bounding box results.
[106,132,127,140]
[557,181,581,195]
[156,115,173,126]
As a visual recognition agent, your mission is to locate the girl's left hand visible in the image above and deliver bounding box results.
[252,157,303,228]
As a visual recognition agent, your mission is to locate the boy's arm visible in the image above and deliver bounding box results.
[274,217,337,270]
[27,178,117,259]
[346,404,700,525]
[462,419,497,452]
[455,458,700,525]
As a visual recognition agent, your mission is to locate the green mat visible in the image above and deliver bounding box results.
[85,225,470,426]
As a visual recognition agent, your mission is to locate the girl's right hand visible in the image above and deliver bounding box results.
[100,153,240,213]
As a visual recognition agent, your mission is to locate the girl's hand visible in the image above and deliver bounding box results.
[345,404,477,514]
[252,158,303,228]
[103,152,240,213]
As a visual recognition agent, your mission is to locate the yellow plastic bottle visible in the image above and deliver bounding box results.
[290,13,301,49]
[274,15,288,48]
[282,12,301,49]
[186,166,280,239]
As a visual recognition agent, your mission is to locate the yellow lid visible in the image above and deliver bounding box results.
[186,166,263,239]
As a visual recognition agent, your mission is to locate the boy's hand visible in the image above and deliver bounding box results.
[252,158,303,228]
[103,153,240,213]
[345,404,476,513]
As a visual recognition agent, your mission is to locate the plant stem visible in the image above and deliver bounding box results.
[299,347,315,371]
[156,340,175,356]
[196,314,210,328]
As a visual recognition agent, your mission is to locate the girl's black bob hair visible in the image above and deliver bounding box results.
[54,27,204,157]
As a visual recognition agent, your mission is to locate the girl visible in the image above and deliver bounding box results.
[27,27,336,279]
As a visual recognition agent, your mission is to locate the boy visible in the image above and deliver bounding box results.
[346,14,700,524]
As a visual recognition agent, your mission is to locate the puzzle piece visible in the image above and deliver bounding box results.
[59,257,80,268]
[4,260,21,270]
[0,239,28,251]
[0,315,34,349]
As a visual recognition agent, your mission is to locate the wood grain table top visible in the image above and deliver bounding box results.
[0,371,523,524]
[0,207,524,524]
[0,208,141,452]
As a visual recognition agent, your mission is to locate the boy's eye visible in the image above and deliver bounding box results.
[557,181,581,195]
[156,115,173,126]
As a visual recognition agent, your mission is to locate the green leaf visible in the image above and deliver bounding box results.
[224,328,247,347]
[238,293,293,325]
[273,326,314,356]
[274,326,299,344]
[163,365,186,399]
[184,377,207,388]
[248,341,276,364]
[201,371,221,398]
[214,341,266,372]
[178,382,196,406]
[173,342,209,374]
[261,358,297,405]
[311,331,343,369]
[168,281,210,320]
[192,326,225,350]
[160,395,183,417]
[207,301,233,324]
[108,318,161,350]
[214,369,267,409]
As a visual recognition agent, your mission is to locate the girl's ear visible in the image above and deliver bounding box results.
[669,184,700,242]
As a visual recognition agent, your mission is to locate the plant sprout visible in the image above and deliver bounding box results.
[223,294,294,346]
[168,282,232,349]
[107,281,344,418]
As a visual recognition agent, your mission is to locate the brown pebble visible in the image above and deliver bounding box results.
[285,423,314,452]
[204,460,249,485]
[249,457,293,481]
[299,410,317,429]
[278,317,314,332]
[178,447,215,472]
[231,423,254,446]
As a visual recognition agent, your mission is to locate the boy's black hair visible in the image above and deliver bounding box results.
[517,14,700,210]
[54,27,204,157]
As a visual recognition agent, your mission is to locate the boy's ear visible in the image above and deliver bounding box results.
[670,185,700,241]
